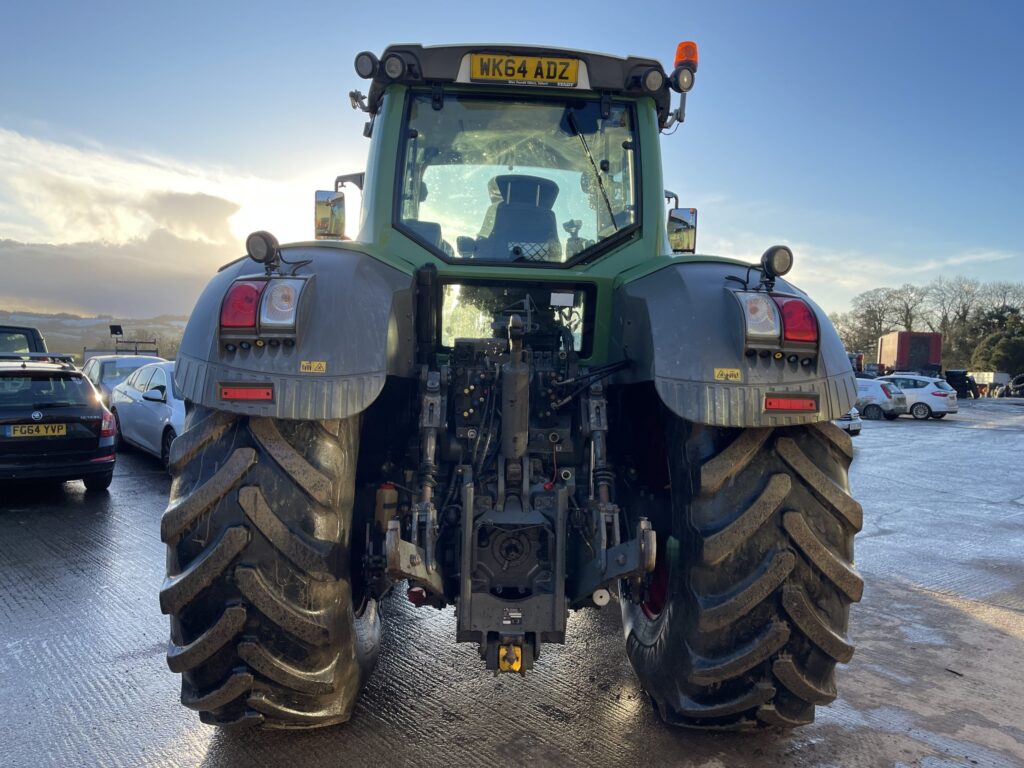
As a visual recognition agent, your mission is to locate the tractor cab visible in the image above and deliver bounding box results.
[315,44,699,263]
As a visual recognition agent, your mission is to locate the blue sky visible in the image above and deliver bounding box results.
[1,1,1021,316]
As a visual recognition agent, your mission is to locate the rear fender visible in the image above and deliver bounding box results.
[613,261,855,427]
[174,246,414,420]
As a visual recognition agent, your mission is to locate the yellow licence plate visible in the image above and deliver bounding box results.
[9,423,67,438]
[470,54,579,88]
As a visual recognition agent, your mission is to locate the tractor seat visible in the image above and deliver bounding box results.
[476,175,562,262]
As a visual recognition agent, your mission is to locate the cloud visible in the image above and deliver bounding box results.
[693,204,1022,313]
[0,233,237,317]
[0,127,329,247]
[0,127,348,317]
[141,191,241,244]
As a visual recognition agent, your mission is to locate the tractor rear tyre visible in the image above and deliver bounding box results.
[622,420,862,729]
[159,405,380,729]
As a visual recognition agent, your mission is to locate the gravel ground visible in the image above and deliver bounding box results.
[1,399,1022,768]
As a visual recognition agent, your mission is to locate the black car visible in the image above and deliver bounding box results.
[0,355,117,490]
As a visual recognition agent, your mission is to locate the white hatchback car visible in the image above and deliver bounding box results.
[877,373,958,420]
[109,361,184,468]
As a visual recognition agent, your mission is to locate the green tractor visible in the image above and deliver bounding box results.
[160,41,862,731]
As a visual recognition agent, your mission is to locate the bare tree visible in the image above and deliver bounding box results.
[888,283,930,331]
[980,281,1024,311]
[851,287,898,341]
[925,276,982,366]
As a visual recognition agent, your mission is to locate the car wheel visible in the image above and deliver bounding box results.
[910,402,931,420]
[84,472,113,492]
[849,428,861,436]
[161,428,177,472]
[930,413,946,419]
[862,405,883,420]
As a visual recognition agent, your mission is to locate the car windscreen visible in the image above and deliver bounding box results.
[0,372,96,408]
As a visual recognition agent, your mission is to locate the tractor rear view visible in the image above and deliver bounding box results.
[161,41,861,731]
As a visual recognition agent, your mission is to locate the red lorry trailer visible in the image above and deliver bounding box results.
[877,331,942,373]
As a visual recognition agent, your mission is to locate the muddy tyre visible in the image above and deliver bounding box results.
[159,405,380,729]
[623,420,862,729]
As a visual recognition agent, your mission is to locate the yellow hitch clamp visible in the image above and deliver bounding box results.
[498,644,523,673]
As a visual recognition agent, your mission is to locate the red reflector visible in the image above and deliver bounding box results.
[772,296,818,343]
[220,384,274,401]
[220,280,267,329]
[765,395,819,412]
[90,453,115,463]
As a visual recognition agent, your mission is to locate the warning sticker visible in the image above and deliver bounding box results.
[714,368,742,382]
[300,360,327,374]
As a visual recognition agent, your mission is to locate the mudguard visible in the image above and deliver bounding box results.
[174,245,414,420]
[614,261,855,427]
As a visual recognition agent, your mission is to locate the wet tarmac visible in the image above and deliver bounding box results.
[2,400,1023,768]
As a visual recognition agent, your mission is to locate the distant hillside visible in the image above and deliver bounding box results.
[0,309,188,362]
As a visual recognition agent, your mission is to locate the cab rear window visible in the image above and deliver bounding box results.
[935,380,954,391]
[0,332,31,354]
[0,372,97,408]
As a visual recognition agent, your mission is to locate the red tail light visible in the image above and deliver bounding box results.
[930,392,949,397]
[880,384,893,398]
[100,410,116,438]
[220,280,267,329]
[772,297,818,343]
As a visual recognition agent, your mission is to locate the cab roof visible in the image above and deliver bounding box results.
[365,43,672,126]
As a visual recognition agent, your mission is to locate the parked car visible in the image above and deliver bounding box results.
[0,355,116,490]
[877,373,958,419]
[109,361,183,469]
[854,378,908,420]
[834,407,862,436]
[81,354,165,406]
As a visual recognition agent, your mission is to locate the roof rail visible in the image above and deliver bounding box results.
[0,352,77,367]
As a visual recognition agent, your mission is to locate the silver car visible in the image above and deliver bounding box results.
[109,361,184,469]
[82,354,165,406]
[834,407,862,436]
[854,378,908,420]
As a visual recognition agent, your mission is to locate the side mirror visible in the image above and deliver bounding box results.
[143,388,165,403]
[668,208,697,253]
[315,190,345,239]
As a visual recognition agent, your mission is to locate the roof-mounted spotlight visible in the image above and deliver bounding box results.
[761,245,794,279]
[641,67,666,93]
[354,51,379,79]
[245,230,281,271]
[381,53,407,81]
